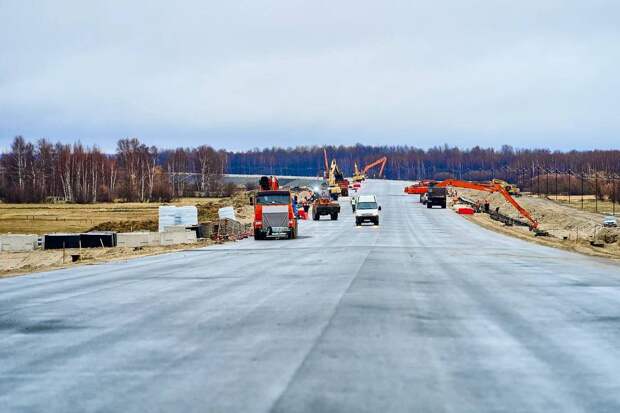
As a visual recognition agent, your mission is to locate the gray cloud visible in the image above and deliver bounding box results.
[1,0,619,151]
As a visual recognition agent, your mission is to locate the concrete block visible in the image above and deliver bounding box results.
[163,225,189,232]
[117,232,161,247]
[0,234,39,252]
[160,231,197,246]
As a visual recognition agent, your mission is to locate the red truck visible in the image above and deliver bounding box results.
[253,176,298,240]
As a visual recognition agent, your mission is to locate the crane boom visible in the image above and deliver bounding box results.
[435,179,539,229]
[323,148,329,178]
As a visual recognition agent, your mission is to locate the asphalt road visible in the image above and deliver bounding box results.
[2,180,620,412]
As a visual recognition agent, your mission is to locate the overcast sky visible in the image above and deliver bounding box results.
[1,0,619,152]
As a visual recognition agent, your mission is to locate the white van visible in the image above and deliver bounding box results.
[355,194,381,226]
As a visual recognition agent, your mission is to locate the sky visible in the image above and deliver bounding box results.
[1,0,619,152]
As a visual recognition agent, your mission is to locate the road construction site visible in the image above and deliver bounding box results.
[2,179,620,412]
[452,188,620,260]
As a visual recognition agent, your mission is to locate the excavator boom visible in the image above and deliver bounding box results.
[362,157,388,178]
[436,179,539,228]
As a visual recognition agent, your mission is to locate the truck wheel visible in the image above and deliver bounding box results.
[288,227,297,239]
[355,219,361,226]
[375,217,380,226]
[427,203,432,209]
[331,213,338,220]
[441,203,447,209]
[313,212,319,221]
[254,230,265,240]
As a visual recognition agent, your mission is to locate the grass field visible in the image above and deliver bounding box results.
[550,195,619,216]
[0,197,245,234]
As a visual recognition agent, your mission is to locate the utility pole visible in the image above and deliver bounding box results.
[581,172,584,210]
[555,169,558,200]
[567,170,571,205]
[612,173,616,216]
[595,173,598,213]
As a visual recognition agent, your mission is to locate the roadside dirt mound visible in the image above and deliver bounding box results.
[0,239,218,278]
[88,219,158,232]
[197,192,253,224]
[455,189,620,260]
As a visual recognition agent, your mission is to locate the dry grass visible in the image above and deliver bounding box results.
[554,197,619,216]
[0,195,253,235]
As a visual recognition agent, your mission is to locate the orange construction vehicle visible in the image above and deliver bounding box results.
[404,180,437,195]
[432,179,539,229]
[361,156,388,178]
[253,176,298,240]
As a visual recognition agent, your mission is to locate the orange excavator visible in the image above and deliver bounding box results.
[361,156,388,178]
[434,179,539,229]
[404,180,437,195]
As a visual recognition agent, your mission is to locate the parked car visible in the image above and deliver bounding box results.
[603,216,618,227]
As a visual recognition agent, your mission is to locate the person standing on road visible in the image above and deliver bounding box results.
[292,195,299,217]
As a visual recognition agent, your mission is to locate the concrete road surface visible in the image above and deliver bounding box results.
[2,180,620,412]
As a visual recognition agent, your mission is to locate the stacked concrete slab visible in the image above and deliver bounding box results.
[0,234,39,252]
[118,230,197,247]
[158,206,198,232]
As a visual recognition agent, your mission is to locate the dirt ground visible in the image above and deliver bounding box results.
[0,193,253,234]
[453,190,620,261]
[0,192,255,277]
[0,239,232,278]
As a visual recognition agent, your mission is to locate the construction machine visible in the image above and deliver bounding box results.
[352,162,365,183]
[433,179,539,229]
[361,156,388,178]
[426,185,447,208]
[253,176,298,240]
[404,180,437,195]
[491,179,520,196]
[312,182,341,220]
[323,148,349,199]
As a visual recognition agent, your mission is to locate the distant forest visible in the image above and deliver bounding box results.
[229,144,620,201]
[0,136,227,203]
[1,137,619,203]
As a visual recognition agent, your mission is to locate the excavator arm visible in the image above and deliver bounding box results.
[362,156,388,178]
[436,179,539,229]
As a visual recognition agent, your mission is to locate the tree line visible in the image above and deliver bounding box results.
[0,136,227,203]
[2,138,619,203]
[228,144,620,198]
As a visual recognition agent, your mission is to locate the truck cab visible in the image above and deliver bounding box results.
[253,190,298,240]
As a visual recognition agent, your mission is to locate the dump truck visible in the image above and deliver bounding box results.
[253,176,298,240]
[426,186,447,208]
[312,186,341,220]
